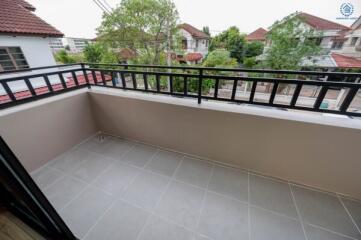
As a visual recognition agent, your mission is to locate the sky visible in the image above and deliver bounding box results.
[27,0,361,39]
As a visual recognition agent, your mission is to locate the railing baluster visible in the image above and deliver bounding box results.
[269,82,279,104]
[290,84,302,107]
[231,79,238,101]
[58,73,67,89]
[314,86,328,109]
[249,81,258,102]
[214,78,219,99]
[169,75,173,93]
[156,74,160,92]
[120,72,126,88]
[43,75,53,92]
[198,69,203,104]
[2,82,16,101]
[92,71,98,85]
[131,73,137,89]
[143,74,148,90]
[24,78,36,96]
[71,71,79,86]
[100,71,106,86]
[183,76,188,96]
[81,63,90,86]
[340,87,358,113]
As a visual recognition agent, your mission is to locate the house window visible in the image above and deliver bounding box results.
[350,37,358,46]
[182,39,187,49]
[331,41,344,50]
[0,47,29,71]
[205,40,209,47]
[195,40,199,48]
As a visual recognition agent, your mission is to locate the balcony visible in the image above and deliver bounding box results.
[0,64,361,240]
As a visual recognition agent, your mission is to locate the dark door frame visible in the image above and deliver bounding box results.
[0,136,77,240]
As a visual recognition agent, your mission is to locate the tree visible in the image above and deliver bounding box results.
[263,13,322,70]
[244,41,264,59]
[54,50,76,64]
[96,0,180,65]
[202,26,210,36]
[83,43,118,64]
[209,26,246,63]
[203,49,238,68]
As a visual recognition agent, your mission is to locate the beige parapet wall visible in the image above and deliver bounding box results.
[0,88,361,199]
[0,90,97,172]
[89,90,361,200]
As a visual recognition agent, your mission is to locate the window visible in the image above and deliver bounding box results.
[0,47,29,71]
[350,37,358,46]
[195,40,199,48]
[331,41,344,50]
[182,39,187,49]
[205,40,209,47]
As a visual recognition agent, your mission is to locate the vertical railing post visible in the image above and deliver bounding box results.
[80,63,90,88]
[198,69,203,104]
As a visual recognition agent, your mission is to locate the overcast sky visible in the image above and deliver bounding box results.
[27,0,361,39]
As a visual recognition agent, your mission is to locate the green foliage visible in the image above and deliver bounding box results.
[244,41,264,59]
[243,57,257,68]
[54,50,83,64]
[83,43,118,64]
[209,26,246,63]
[202,26,210,36]
[202,49,238,68]
[263,13,322,70]
[97,0,180,65]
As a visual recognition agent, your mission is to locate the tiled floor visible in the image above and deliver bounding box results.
[31,134,361,240]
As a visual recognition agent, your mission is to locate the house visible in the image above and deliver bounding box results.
[245,28,268,42]
[49,38,65,52]
[0,0,63,71]
[260,12,361,69]
[62,37,93,53]
[178,23,210,64]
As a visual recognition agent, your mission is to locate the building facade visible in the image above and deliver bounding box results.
[63,37,93,53]
[178,23,210,64]
[0,0,63,71]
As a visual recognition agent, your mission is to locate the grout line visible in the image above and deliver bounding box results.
[289,183,309,240]
[337,195,361,235]
[135,155,184,240]
[306,222,359,240]
[194,164,215,238]
[248,172,251,240]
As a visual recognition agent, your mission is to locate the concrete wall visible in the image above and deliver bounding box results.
[89,90,361,199]
[0,90,97,172]
[0,35,56,68]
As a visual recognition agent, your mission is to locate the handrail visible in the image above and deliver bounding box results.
[0,63,360,117]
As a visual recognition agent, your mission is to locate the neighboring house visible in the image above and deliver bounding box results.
[245,28,268,42]
[49,38,65,52]
[63,37,93,53]
[336,16,361,59]
[0,0,63,71]
[260,12,361,69]
[178,23,210,64]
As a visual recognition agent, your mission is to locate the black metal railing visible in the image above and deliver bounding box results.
[0,63,361,117]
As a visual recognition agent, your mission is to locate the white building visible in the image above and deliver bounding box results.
[0,0,63,71]
[49,38,65,52]
[178,23,210,64]
[63,37,93,53]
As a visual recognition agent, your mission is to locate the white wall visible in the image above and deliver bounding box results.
[180,29,209,57]
[0,35,56,68]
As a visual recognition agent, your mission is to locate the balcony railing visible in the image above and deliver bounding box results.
[0,63,361,117]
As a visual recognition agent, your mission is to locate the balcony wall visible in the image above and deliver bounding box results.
[89,88,361,200]
[0,89,97,171]
[0,88,361,199]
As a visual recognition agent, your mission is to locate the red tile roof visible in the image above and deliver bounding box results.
[246,28,268,41]
[185,52,203,62]
[331,53,361,68]
[0,73,111,104]
[297,12,350,30]
[179,23,210,39]
[0,0,63,37]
